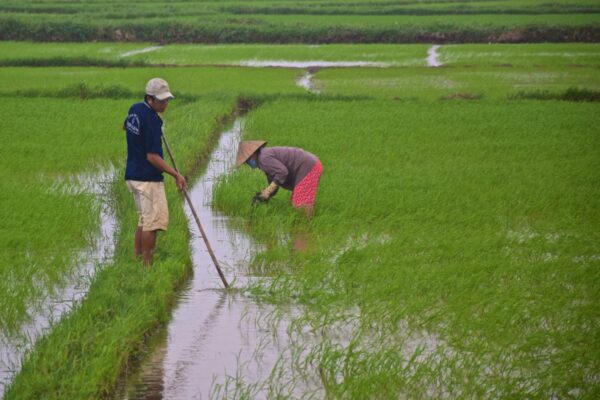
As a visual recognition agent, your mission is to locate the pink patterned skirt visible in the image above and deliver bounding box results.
[292,160,323,207]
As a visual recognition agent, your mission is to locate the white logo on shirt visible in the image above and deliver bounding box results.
[126,114,140,135]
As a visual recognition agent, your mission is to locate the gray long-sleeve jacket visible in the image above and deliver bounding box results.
[257,147,318,190]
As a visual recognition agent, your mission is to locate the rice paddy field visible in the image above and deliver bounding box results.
[0,42,600,399]
[0,0,599,43]
[0,15,599,400]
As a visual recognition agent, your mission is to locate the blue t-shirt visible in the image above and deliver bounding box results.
[124,101,164,182]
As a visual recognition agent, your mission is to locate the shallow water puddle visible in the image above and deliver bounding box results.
[296,70,320,94]
[238,60,390,68]
[121,46,163,58]
[0,169,117,397]
[427,45,442,67]
[118,120,320,399]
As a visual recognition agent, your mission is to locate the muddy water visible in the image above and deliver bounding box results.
[119,120,317,399]
[427,45,442,67]
[0,170,117,397]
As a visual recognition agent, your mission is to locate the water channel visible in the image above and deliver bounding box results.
[119,120,319,399]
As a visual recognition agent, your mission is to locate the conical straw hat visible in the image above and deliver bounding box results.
[235,140,267,167]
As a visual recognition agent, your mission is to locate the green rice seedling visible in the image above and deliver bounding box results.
[0,42,430,67]
[0,66,306,97]
[222,0,600,16]
[4,98,237,399]
[1,4,598,43]
[315,65,600,100]
[440,43,600,67]
[126,43,430,66]
[256,12,600,30]
[3,41,600,399]
[509,87,600,101]
[214,98,600,398]
[0,41,153,63]
[3,0,599,20]
[0,98,133,336]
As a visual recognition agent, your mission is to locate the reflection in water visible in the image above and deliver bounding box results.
[120,119,319,399]
[292,231,313,254]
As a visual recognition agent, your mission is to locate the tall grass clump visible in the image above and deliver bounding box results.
[213,98,600,397]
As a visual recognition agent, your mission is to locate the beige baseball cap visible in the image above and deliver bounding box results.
[145,78,174,100]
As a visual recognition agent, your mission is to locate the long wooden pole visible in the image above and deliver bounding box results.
[161,134,229,289]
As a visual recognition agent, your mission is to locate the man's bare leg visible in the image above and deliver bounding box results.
[141,230,157,266]
[135,226,143,259]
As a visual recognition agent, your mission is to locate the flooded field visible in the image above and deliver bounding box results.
[2,41,599,399]
[0,170,117,395]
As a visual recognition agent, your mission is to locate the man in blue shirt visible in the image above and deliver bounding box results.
[124,78,187,266]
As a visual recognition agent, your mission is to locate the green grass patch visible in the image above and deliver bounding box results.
[314,65,600,100]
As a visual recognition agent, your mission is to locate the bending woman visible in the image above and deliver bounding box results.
[236,141,323,218]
